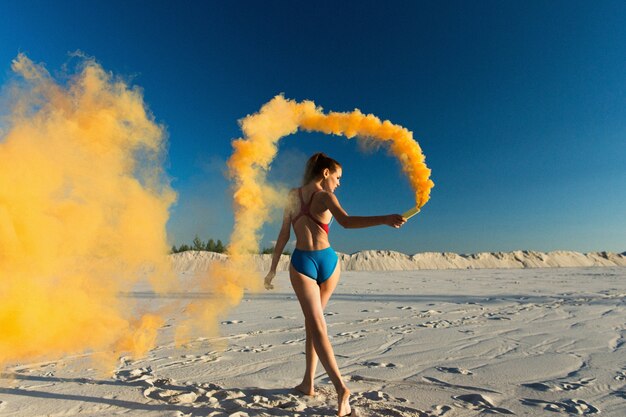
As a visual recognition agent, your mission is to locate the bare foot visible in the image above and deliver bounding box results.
[294,382,315,396]
[337,386,351,416]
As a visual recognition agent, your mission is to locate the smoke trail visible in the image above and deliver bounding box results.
[0,54,176,369]
[227,94,434,255]
[176,95,434,341]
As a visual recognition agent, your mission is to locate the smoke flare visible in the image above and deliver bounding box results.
[0,54,176,369]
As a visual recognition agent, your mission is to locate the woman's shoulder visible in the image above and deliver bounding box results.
[313,190,337,208]
[287,188,300,205]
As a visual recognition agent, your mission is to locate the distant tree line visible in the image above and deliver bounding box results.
[262,246,291,256]
[171,235,290,255]
[171,235,225,253]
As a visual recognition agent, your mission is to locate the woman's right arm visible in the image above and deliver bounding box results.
[265,190,294,289]
[323,192,406,229]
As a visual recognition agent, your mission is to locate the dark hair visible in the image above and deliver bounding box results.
[302,152,341,185]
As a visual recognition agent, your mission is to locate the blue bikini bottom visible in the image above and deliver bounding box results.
[291,247,339,285]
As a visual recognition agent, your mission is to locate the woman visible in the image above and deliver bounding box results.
[264,153,406,416]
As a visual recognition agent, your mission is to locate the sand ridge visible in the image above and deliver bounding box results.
[171,250,626,274]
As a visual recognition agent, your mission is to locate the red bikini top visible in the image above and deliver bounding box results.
[291,188,330,234]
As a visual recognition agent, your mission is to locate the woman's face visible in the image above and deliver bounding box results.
[323,166,342,193]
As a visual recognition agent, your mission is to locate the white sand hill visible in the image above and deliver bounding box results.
[171,250,626,274]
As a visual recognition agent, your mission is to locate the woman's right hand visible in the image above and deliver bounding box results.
[264,270,276,290]
[385,214,407,228]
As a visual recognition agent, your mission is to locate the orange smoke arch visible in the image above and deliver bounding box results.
[227,95,434,256]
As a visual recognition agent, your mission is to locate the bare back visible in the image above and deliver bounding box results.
[288,186,333,250]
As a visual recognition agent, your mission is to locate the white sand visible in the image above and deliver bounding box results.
[1,264,625,416]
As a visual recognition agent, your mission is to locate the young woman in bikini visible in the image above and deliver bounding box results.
[264,152,406,416]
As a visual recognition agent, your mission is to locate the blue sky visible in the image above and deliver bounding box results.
[1,1,624,254]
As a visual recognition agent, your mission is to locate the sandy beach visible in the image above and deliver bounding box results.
[1,260,625,416]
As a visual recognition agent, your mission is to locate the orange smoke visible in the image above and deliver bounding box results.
[0,54,176,369]
[227,94,434,255]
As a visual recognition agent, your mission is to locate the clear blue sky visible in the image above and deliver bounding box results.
[1,1,624,254]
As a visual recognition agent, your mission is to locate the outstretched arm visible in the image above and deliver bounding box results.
[322,192,406,229]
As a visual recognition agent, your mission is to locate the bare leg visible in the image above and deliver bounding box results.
[290,263,350,416]
[295,261,340,396]
[295,323,316,395]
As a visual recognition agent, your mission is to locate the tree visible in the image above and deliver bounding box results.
[215,239,225,253]
[206,239,216,252]
[171,244,178,253]
[178,244,191,252]
[192,235,205,251]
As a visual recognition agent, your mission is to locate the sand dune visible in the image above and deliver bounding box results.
[171,250,626,274]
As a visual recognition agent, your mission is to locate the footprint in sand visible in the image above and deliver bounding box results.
[336,331,364,339]
[358,317,382,324]
[432,404,452,415]
[614,369,626,381]
[397,306,415,310]
[453,394,514,414]
[420,320,452,328]
[560,378,595,391]
[324,311,338,316]
[215,394,249,411]
[361,390,391,401]
[159,352,220,368]
[114,367,154,383]
[391,325,414,334]
[126,372,257,412]
[436,366,473,375]
[283,338,306,345]
[413,309,442,319]
[523,382,552,392]
[486,315,512,321]
[352,391,452,417]
[221,320,244,324]
[612,390,626,400]
[361,361,397,369]
[185,353,220,363]
[276,399,307,412]
[521,398,599,415]
[523,378,595,392]
[233,344,273,353]
[144,379,251,409]
[144,387,199,404]
[608,335,624,351]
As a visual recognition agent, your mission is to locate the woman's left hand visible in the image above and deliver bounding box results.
[264,271,276,290]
